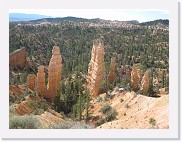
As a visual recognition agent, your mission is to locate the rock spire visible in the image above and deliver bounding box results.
[87,39,104,97]
[108,57,116,83]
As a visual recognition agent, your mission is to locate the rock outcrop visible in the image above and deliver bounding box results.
[36,65,47,97]
[140,70,150,95]
[88,39,104,97]
[108,57,116,83]
[47,46,62,101]
[131,65,139,91]
[9,47,26,68]
[27,74,36,91]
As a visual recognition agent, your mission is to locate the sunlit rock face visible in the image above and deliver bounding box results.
[88,39,105,97]
[47,46,62,101]
[27,74,36,91]
[108,57,116,84]
[140,70,150,95]
[9,47,27,68]
[36,65,47,97]
[131,65,139,91]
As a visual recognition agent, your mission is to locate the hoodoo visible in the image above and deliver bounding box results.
[87,39,104,97]
[27,74,36,91]
[36,65,47,97]
[140,70,150,95]
[131,65,139,91]
[47,46,62,101]
[108,57,116,84]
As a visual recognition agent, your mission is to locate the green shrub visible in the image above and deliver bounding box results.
[31,109,45,115]
[120,98,124,103]
[97,96,103,102]
[90,104,94,109]
[27,100,38,107]
[149,117,156,126]
[9,115,41,129]
[40,103,48,111]
[71,121,94,129]
[9,105,16,117]
[49,121,94,129]
[97,118,105,126]
[49,122,72,129]
[105,109,117,122]
[104,93,109,101]
[100,104,111,114]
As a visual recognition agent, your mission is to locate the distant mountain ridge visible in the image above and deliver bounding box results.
[9,13,169,27]
[9,13,53,21]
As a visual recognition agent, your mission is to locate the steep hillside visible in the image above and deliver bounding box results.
[88,90,168,129]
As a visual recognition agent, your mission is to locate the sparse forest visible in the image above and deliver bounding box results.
[9,18,169,129]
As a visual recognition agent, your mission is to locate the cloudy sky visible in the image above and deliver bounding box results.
[9,9,169,23]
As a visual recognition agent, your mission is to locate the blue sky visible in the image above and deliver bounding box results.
[9,9,169,23]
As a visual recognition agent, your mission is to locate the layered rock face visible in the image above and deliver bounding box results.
[108,57,116,83]
[36,65,47,97]
[9,47,26,68]
[131,65,139,91]
[140,70,150,95]
[27,74,36,91]
[47,46,62,101]
[88,39,104,97]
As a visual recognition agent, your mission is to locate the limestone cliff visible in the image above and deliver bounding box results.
[88,39,104,97]
[108,57,116,83]
[140,70,150,95]
[37,65,47,97]
[47,46,62,101]
[27,74,36,91]
[9,47,26,68]
[131,65,139,91]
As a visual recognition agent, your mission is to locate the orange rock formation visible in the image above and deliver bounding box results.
[37,65,47,97]
[140,70,150,95]
[88,39,104,97]
[9,47,26,68]
[27,74,36,91]
[108,57,116,83]
[47,46,62,101]
[131,65,139,91]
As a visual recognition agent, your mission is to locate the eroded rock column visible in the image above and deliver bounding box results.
[131,65,139,91]
[37,65,47,97]
[87,39,104,97]
[47,46,62,101]
[108,57,116,83]
[140,70,150,95]
[27,74,36,91]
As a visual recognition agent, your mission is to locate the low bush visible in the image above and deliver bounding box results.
[49,121,94,129]
[120,98,124,103]
[9,115,41,129]
[49,122,72,129]
[105,109,117,122]
[149,117,156,126]
[97,118,105,126]
[97,96,103,102]
[100,104,111,114]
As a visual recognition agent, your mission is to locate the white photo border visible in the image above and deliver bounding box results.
[0,0,179,139]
